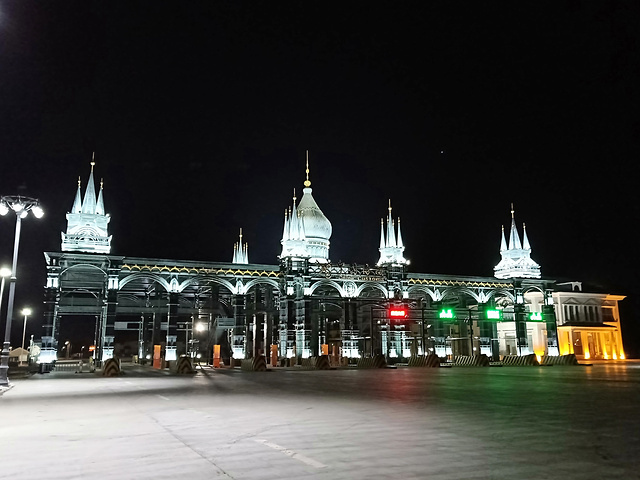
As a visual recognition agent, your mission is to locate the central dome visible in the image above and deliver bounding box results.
[298,187,332,240]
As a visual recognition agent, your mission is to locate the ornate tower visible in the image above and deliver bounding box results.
[494,204,540,279]
[232,228,249,264]
[377,200,408,266]
[280,154,332,263]
[61,160,112,254]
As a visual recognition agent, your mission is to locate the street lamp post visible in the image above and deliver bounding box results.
[0,195,44,386]
[0,267,12,319]
[21,308,32,352]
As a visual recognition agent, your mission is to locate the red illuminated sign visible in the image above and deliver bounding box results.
[389,308,407,318]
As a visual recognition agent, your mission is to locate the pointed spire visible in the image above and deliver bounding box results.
[81,154,97,214]
[62,157,112,254]
[500,225,507,252]
[232,228,248,264]
[494,205,540,279]
[282,209,290,241]
[522,222,531,251]
[290,189,300,239]
[304,150,311,188]
[397,217,404,248]
[95,178,105,216]
[377,201,407,266]
[386,200,396,247]
[508,203,522,250]
[72,176,82,213]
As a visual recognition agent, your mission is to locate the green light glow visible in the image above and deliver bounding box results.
[529,312,543,321]
[486,309,502,320]
[439,308,454,319]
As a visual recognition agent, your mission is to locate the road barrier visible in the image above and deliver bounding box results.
[501,354,540,366]
[357,354,387,369]
[102,358,121,376]
[171,356,195,374]
[54,360,81,372]
[408,354,440,368]
[452,355,490,367]
[541,354,579,365]
[300,355,331,370]
[241,355,267,371]
[54,359,95,373]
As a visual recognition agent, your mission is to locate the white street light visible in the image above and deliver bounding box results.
[21,308,32,353]
[0,195,44,386]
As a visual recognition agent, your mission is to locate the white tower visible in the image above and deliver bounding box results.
[232,228,249,264]
[494,204,541,279]
[61,159,112,254]
[280,153,332,263]
[377,200,408,266]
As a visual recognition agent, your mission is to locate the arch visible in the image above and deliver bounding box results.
[119,272,171,292]
[407,285,439,301]
[59,263,108,278]
[521,285,545,295]
[438,286,483,304]
[60,288,99,299]
[487,288,516,303]
[309,280,343,296]
[243,277,282,294]
[179,275,236,295]
[355,282,388,298]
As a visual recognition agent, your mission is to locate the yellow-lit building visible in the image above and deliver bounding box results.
[527,282,625,361]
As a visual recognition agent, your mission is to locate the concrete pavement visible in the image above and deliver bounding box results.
[1,363,639,479]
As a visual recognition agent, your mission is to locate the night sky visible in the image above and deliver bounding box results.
[1,2,638,353]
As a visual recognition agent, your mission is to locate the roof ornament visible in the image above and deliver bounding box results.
[304,150,311,188]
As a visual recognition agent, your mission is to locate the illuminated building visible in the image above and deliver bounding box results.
[39,160,626,364]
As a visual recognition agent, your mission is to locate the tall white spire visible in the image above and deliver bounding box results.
[95,178,105,216]
[522,223,531,251]
[377,200,408,266]
[61,159,112,254]
[507,204,522,250]
[500,225,507,253]
[81,156,97,214]
[494,205,540,279]
[280,152,331,262]
[72,177,82,214]
[232,228,249,264]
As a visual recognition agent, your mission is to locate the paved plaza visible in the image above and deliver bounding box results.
[1,362,639,479]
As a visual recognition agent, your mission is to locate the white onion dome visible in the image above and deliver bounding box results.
[298,187,332,240]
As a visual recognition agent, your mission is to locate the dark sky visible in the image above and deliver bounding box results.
[1,2,638,352]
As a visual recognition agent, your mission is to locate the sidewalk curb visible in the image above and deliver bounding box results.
[0,384,15,396]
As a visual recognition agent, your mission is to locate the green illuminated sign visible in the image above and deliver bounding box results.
[529,312,544,321]
[438,308,455,320]
[485,309,502,320]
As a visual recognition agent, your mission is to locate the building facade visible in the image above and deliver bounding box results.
[39,162,626,364]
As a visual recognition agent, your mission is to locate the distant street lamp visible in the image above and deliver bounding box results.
[21,308,32,352]
[0,195,44,386]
